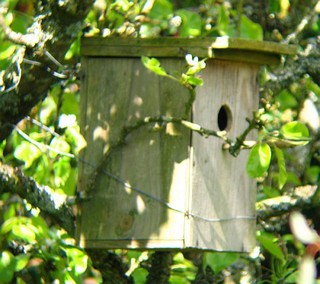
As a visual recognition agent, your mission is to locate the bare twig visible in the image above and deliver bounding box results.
[283,1,320,44]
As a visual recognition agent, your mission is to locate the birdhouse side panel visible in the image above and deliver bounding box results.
[78,57,192,249]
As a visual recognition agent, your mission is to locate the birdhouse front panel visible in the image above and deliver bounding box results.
[77,37,295,252]
[187,60,258,251]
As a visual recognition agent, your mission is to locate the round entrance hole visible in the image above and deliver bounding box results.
[217,105,232,131]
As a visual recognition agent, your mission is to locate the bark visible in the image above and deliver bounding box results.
[87,249,133,284]
[146,251,174,284]
[0,161,75,235]
[262,38,320,97]
[0,0,95,142]
[256,185,318,221]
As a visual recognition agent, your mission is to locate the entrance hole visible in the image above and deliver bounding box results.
[217,105,232,131]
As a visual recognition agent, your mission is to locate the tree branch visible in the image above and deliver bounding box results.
[86,249,133,284]
[0,13,39,47]
[146,251,173,284]
[0,161,75,236]
[256,185,318,221]
[0,0,95,142]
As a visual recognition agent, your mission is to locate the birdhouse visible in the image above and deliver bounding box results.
[77,37,295,252]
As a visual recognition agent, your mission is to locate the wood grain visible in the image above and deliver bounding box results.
[77,37,277,251]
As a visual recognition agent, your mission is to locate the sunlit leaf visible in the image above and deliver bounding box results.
[12,224,36,243]
[176,9,202,37]
[181,74,203,86]
[141,56,167,76]
[273,145,287,189]
[280,121,310,144]
[49,137,71,158]
[65,36,81,60]
[203,252,240,274]
[246,143,271,178]
[1,217,27,234]
[54,158,71,188]
[14,254,30,271]
[217,5,230,35]
[14,141,42,169]
[257,231,285,261]
[0,42,16,60]
[64,248,88,275]
[240,15,263,40]
[0,251,15,282]
[31,216,49,239]
[65,126,87,154]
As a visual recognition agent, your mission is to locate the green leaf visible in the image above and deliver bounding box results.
[12,224,36,243]
[176,9,202,37]
[60,92,79,117]
[49,137,71,158]
[280,121,310,144]
[203,252,240,274]
[0,251,15,282]
[257,231,285,261]
[141,56,167,76]
[53,158,71,188]
[149,0,173,21]
[64,248,88,275]
[247,143,271,178]
[65,126,87,154]
[31,216,49,239]
[0,42,16,60]
[14,254,30,272]
[275,90,298,110]
[131,267,148,284]
[181,74,203,86]
[240,15,263,41]
[1,217,27,234]
[14,141,42,169]
[216,5,230,35]
[273,146,287,189]
[65,36,81,60]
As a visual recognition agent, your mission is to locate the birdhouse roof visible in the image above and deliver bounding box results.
[81,37,297,65]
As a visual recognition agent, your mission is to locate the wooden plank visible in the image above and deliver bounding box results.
[78,57,192,249]
[81,37,297,65]
[188,60,258,251]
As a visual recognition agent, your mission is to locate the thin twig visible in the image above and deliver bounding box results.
[26,116,61,137]
[229,117,257,157]
[283,0,320,44]
[14,125,74,158]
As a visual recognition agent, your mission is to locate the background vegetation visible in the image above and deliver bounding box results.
[0,0,319,283]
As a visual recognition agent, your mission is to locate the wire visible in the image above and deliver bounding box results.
[14,120,256,223]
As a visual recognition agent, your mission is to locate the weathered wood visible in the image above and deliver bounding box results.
[188,60,258,251]
[77,37,292,252]
[81,37,297,65]
[78,58,191,249]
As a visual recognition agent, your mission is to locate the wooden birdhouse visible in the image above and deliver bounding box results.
[77,37,295,252]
